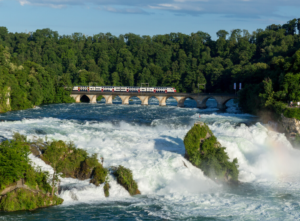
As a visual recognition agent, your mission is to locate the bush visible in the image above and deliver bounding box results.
[283,108,300,120]
[113,166,140,196]
[103,182,110,197]
[0,140,31,190]
[0,138,54,193]
[90,165,108,186]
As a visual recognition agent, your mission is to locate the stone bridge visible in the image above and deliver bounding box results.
[70,91,238,109]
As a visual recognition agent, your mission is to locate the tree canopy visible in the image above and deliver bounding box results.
[0,18,300,114]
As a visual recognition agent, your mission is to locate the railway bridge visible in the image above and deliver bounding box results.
[70,91,238,109]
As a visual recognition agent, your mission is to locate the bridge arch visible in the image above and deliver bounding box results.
[112,95,122,104]
[201,96,218,109]
[148,96,159,105]
[223,98,238,110]
[166,96,178,106]
[80,95,90,103]
[129,96,142,105]
[96,95,105,103]
[183,97,198,108]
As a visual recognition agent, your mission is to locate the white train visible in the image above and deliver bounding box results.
[72,86,177,93]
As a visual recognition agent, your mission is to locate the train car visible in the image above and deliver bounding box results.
[73,86,176,93]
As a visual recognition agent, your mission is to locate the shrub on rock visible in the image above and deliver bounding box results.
[113,166,140,196]
[90,165,108,186]
[184,122,239,183]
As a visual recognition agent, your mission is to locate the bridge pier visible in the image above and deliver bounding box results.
[70,95,81,103]
[197,102,207,108]
[137,96,149,105]
[217,103,227,110]
[103,95,113,104]
[87,95,97,103]
[119,96,130,105]
[215,96,232,110]
[173,96,185,107]
[155,96,167,106]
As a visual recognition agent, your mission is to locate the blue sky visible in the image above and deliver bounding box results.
[0,0,299,39]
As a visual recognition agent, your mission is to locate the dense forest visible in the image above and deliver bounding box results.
[0,18,300,116]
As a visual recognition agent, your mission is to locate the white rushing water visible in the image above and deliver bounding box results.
[1,101,300,220]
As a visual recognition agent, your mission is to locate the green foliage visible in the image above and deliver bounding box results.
[283,108,300,120]
[12,132,27,142]
[90,165,108,186]
[183,123,212,166]
[0,140,30,190]
[113,166,140,196]
[0,86,10,112]
[0,189,63,212]
[0,135,52,193]
[184,123,239,182]
[103,182,110,197]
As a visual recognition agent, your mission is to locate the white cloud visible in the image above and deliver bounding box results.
[15,0,300,18]
[101,6,148,14]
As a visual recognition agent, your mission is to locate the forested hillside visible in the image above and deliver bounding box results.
[0,18,300,114]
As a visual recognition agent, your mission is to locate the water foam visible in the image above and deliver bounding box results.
[1,104,300,219]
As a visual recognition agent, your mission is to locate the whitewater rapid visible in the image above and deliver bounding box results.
[1,99,300,220]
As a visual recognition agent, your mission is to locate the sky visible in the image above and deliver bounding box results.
[0,0,299,40]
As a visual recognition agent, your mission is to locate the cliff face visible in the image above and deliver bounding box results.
[184,122,239,184]
[278,114,300,147]
[280,114,300,135]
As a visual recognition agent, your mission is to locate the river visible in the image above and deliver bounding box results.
[0,97,300,220]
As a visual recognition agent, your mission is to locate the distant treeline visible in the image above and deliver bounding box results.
[0,18,300,114]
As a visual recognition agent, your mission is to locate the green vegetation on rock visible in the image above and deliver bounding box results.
[0,136,63,211]
[39,140,108,188]
[90,165,108,187]
[103,182,110,197]
[184,122,239,183]
[0,189,63,212]
[113,166,140,196]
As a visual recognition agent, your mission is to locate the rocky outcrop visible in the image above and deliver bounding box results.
[184,122,239,184]
[280,114,300,135]
[278,114,300,147]
[29,138,139,198]
[112,166,141,196]
[29,140,112,197]
[0,179,63,212]
[30,140,108,186]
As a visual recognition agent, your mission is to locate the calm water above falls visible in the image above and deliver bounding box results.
[0,98,300,221]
